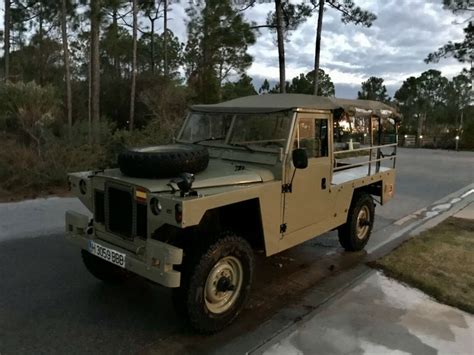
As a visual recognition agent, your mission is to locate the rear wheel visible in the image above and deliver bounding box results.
[81,250,128,283]
[338,192,375,251]
[172,234,254,333]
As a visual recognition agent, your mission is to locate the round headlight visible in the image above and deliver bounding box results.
[79,179,87,195]
[150,197,162,215]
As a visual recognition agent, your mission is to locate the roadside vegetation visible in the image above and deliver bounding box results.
[0,0,472,200]
[373,217,474,313]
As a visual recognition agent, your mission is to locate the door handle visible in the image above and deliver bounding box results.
[321,178,327,190]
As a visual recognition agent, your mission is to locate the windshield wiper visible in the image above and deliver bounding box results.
[230,143,256,152]
[192,136,226,144]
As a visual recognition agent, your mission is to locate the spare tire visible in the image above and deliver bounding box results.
[118,144,209,178]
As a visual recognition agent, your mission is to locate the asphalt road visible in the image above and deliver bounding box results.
[0,148,473,354]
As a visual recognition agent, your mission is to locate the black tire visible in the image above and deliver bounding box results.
[81,250,128,283]
[118,144,209,179]
[338,192,375,251]
[172,234,254,333]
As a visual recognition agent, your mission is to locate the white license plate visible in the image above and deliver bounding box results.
[88,240,126,268]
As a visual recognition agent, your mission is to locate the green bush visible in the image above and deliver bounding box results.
[462,121,474,150]
[0,81,59,152]
[0,137,108,194]
[0,114,183,196]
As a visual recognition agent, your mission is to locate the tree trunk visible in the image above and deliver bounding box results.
[90,0,101,143]
[163,0,168,78]
[112,9,120,77]
[313,0,325,96]
[150,18,155,74]
[38,4,45,85]
[275,0,285,93]
[4,0,10,81]
[88,49,92,144]
[61,0,73,139]
[129,0,138,131]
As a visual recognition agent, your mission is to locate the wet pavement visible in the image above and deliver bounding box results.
[261,271,474,355]
[0,232,363,355]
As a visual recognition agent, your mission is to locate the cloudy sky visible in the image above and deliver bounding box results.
[166,0,468,98]
[0,0,468,98]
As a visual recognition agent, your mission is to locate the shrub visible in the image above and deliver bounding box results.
[462,120,474,150]
[0,137,108,193]
[0,81,59,155]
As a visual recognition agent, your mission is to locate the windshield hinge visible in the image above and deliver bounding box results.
[282,184,292,193]
[280,223,287,233]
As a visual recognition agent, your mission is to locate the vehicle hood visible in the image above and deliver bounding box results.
[95,159,275,192]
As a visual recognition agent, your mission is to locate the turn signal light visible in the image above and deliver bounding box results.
[175,204,183,223]
[79,179,87,195]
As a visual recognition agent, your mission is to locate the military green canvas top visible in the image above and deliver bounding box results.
[191,94,400,119]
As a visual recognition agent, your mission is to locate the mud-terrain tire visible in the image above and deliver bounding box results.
[81,250,128,283]
[338,192,375,251]
[172,234,254,333]
[118,144,209,178]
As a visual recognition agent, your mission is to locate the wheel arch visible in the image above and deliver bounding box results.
[196,198,266,251]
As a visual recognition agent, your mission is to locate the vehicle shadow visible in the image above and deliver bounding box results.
[0,233,364,355]
[140,232,366,354]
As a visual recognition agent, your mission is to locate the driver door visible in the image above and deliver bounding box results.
[282,112,333,236]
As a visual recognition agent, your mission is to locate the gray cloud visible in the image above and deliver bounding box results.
[130,0,469,97]
[243,0,468,96]
[0,0,465,98]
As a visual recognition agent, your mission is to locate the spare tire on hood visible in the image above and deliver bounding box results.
[118,144,209,178]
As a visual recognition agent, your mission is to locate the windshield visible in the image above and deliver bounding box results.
[179,112,292,150]
[179,113,233,143]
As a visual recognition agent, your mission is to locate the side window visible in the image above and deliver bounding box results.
[295,118,328,158]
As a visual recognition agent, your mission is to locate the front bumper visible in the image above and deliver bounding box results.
[65,210,183,288]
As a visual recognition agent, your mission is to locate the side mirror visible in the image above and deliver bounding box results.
[292,148,308,169]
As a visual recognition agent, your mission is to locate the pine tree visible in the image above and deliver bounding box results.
[60,0,73,138]
[185,0,255,103]
[312,0,376,95]
[358,77,390,102]
[426,0,473,64]
[264,1,312,93]
[90,0,101,143]
[129,0,138,131]
[4,0,11,81]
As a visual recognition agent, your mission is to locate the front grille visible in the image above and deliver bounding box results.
[103,185,148,239]
[107,186,133,238]
[94,190,105,223]
[136,203,147,239]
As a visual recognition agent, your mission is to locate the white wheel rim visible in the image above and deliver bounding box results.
[204,256,243,314]
[356,205,370,240]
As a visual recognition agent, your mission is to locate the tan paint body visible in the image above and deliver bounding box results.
[66,107,396,286]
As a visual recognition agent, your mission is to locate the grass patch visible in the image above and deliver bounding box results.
[372,217,474,313]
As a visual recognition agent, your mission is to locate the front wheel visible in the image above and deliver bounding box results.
[338,192,375,251]
[173,234,254,333]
